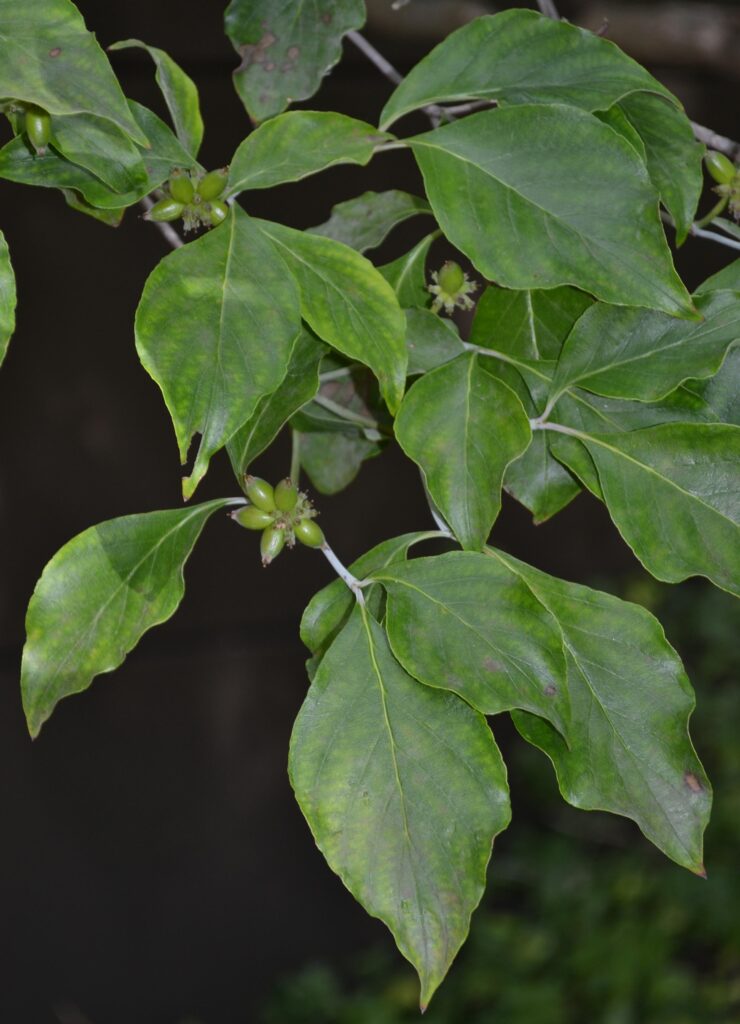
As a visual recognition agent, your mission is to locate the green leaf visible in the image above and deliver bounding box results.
[375,552,570,734]
[379,233,435,308]
[410,107,693,317]
[227,111,390,193]
[395,353,531,548]
[596,104,647,159]
[301,532,440,658]
[549,290,740,404]
[299,429,379,495]
[135,206,301,499]
[61,189,125,226]
[685,347,740,426]
[0,100,195,209]
[225,0,365,123]
[21,500,229,738]
[227,329,325,479]
[695,258,740,295]
[469,284,593,362]
[550,423,740,596]
[0,230,17,367]
[50,112,148,194]
[109,39,203,156]
[256,219,407,413]
[289,605,511,1009]
[405,308,464,375]
[0,0,146,145]
[309,190,432,252]
[487,548,711,873]
[379,9,673,130]
[618,92,704,245]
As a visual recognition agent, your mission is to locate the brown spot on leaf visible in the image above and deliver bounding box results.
[684,771,704,793]
[483,657,503,673]
[265,62,276,71]
[287,45,300,60]
[236,31,276,71]
[544,684,557,696]
[321,11,333,24]
[49,47,62,57]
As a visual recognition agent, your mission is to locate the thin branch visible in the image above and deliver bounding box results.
[347,29,403,85]
[661,210,740,252]
[536,0,560,18]
[321,543,369,603]
[319,366,357,383]
[530,420,583,438]
[691,121,740,160]
[139,195,184,249]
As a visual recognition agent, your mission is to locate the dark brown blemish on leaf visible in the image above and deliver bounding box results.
[483,657,503,673]
[321,11,333,24]
[544,684,557,696]
[49,47,62,57]
[684,771,704,793]
[236,31,276,72]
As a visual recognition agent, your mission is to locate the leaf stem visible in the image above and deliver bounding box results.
[694,195,730,229]
[320,543,369,604]
[313,393,380,430]
[463,341,551,381]
[529,419,584,439]
[290,430,301,486]
[139,195,184,249]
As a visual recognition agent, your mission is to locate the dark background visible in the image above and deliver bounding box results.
[0,2,737,1021]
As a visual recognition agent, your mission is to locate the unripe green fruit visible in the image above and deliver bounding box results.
[274,477,299,512]
[147,197,184,222]
[197,167,228,200]
[232,505,274,530]
[294,518,325,549]
[437,260,465,294]
[245,475,276,512]
[169,170,194,204]
[705,151,737,185]
[25,106,51,155]
[261,526,285,565]
[209,200,229,226]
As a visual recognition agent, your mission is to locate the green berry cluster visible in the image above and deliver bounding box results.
[428,260,478,315]
[146,167,229,231]
[705,150,740,222]
[230,475,325,566]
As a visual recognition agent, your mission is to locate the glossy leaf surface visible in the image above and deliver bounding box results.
[376,553,569,734]
[404,308,464,375]
[110,39,204,156]
[410,106,693,316]
[136,206,301,498]
[395,354,531,548]
[380,9,672,129]
[225,0,365,122]
[0,0,146,144]
[310,190,432,252]
[257,219,407,413]
[289,605,511,1008]
[551,423,740,596]
[50,112,148,194]
[488,549,711,873]
[21,500,229,737]
[0,231,16,367]
[228,111,390,193]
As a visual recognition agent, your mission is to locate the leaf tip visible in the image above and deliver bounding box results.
[694,863,708,880]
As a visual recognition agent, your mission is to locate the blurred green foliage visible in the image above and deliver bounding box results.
[261,579,740,1024]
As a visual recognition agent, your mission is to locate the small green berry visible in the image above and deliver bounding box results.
[245,475,276,512]
[437,260,465,294]
[197,167,229,201]
[209,200,229,226]
[261,526,285,565]
[274,478,299,512]
[146,197,184,222]
[169,169,195,204]
[705,151,737,186]
[231,505,274,530]
[25,105,51,155]
[294,518,325,549]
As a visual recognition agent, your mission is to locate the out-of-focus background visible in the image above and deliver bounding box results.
[0,2,738,1022]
